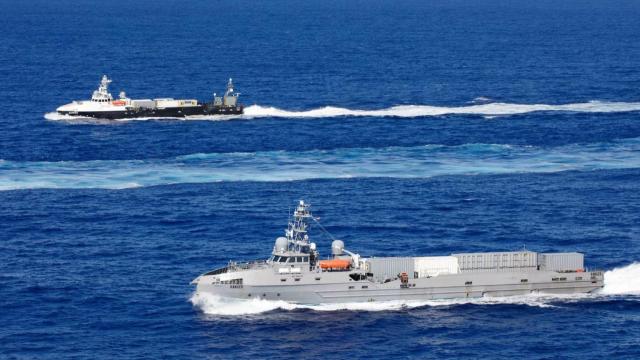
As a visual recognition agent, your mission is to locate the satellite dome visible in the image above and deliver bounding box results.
[331,240,345,255]
[274,237,288,253]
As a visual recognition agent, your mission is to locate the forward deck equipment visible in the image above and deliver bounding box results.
[56,75,243,119]
[192,201,604,304]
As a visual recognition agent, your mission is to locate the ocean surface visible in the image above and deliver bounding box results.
[2,0,640,358]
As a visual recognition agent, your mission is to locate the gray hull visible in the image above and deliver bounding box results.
[194,267,603,304]
[192,201,604,305]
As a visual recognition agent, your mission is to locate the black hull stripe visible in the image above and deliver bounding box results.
[59,105,243,119]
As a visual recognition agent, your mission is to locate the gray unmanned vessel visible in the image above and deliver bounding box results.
[192,201,603,304]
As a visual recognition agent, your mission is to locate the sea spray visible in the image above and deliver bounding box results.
[190,292,298,316]
[189,291,590,316]
[601,262,640,295]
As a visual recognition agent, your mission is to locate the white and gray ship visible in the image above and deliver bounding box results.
[56,75,243,119]
[192,201,604,304]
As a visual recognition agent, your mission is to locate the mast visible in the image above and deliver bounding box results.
[225,78,234,96]
[285,200,313,253]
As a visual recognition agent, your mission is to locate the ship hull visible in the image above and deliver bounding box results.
[194,269,604,305]
[58,104,243,119]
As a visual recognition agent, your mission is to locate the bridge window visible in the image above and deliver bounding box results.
[278,257,287,263]
[465,281,473,285]
[297,256,303,262]
[520,279,528,283]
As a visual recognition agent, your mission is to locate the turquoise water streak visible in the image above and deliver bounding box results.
[2,138,640,190]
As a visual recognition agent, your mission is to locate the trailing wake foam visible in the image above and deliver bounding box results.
[242,101,640,118]
[2,138,640,190]
[190,262,640,316]
[189,291,564,316]
[45,100,640,121]
[601,262,640,295]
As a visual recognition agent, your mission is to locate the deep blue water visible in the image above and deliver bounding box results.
[2,0,640,358]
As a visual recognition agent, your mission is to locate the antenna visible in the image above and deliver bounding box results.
[312,216,336,241]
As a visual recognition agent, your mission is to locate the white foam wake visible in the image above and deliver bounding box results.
[601,262,640,295]
[242,101,640,118]
[44,100,640,122]
[190,291,587,316]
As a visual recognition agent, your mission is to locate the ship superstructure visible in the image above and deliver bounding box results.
[55,75,243,119]
[192,201,604,304]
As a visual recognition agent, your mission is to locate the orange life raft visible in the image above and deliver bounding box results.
[319,259,351,270]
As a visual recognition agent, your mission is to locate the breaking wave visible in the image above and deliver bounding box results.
[44,100,640,122]
[2,138,640,190]
[601,262,640,295]
[190,263,640,316]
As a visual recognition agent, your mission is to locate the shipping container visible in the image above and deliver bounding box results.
[414,256,459,278]
[131,99,155,109]
[452,251,538,271]
[155,99,198,108]
[539,253,584,272]
[368,257,414,282]
[154,98,178,108]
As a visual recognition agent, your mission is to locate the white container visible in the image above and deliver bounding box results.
[131,99,155,109]
[155,99,198,108]
[154,98,178,108]
[414,256,459,278]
